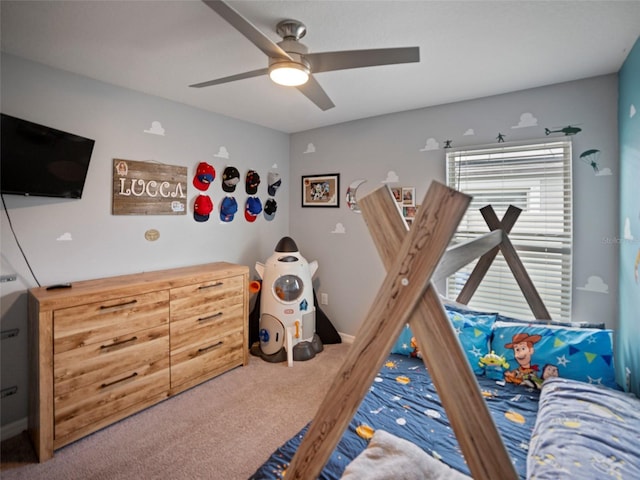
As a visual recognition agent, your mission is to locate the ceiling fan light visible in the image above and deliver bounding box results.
[269,62,310,86]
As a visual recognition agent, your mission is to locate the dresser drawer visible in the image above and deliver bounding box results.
[54,290,169,355]
[54,327,169,440]
[170,302,244,352]
[170,329,243,389]
[170,274,244,316]
[54,324,169,396]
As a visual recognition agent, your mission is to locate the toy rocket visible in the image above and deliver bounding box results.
[254,236,323,365]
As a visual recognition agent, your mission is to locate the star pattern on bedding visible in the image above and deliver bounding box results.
[356,356,537,478]
[470,346,483,358]
[252,354,544,480]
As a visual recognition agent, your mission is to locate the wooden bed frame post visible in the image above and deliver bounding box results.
[286,182,518,480]
[360,188,519,480]
[456,205,521,305]
[457,205,551,320]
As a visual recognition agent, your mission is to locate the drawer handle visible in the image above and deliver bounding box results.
[199,282,223,290]
[198,341,223,355]
[100,336,138,350]
[99,299,137,310]
[198,312,223,323]
[101,372,138,389]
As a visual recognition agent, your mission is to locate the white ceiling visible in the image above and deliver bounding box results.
[2,1,639,134]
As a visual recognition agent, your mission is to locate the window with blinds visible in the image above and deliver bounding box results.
[445,140,572,321]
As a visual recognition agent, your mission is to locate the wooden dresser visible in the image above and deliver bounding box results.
[28,262,249,461]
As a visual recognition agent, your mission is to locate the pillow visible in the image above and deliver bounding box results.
[391,323,418,357]
[440,297,499,317]
[391,309,497,375]
[496,313,605,330]
[491,321,617,390]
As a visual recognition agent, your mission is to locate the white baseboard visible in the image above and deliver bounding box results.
[339,332,355,344]
[1,416,27,441]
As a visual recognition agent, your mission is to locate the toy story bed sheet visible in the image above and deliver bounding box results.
[249,353,540,480]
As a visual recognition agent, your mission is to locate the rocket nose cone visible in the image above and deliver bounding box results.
[275,236,299,253]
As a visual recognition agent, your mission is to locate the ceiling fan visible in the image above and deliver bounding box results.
[190,0,420,110]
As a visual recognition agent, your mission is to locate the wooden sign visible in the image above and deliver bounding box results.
[112,159,187,215]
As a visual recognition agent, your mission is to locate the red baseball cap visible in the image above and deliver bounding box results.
[193,162,215,191]
[194,194,213,222]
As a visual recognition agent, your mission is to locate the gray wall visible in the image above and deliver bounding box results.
[0,54,621,433]
[290,74,619,338]
[0,54,290,430]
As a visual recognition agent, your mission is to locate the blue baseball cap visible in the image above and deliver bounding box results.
[244,196,262,222]
[219,196,238,222]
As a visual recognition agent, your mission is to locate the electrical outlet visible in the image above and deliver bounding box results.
[1,386,17,398]
[0,274,17,283]
[320,293,329,305]
[1,328,20,340]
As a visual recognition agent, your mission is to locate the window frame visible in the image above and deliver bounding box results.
[445,139,573,321]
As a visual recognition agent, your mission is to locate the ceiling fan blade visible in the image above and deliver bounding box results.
[296,75,335,111]
[306,47,420,73]
[189,68,269,88]
[202,0,291,61]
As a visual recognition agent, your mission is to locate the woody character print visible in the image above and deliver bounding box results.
[503,332,544,389]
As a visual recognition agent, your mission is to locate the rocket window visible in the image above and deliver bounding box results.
[273,275,303,302]
[277,255,299,263]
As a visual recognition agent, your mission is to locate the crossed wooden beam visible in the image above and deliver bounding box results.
[286,182,545,479]
[456,204,551,320]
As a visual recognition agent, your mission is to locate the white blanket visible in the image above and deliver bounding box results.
[341,430,472,480]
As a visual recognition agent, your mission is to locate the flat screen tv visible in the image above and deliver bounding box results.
[1,113,95,199]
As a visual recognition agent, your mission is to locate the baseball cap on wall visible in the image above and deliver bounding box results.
[193,162,215,191]
[246,170,261,195]
[244,196,262,222]
[220,196,238,222]
[263,198,277,221]
[194,194,213,222]
[222,166,240,192]
[267,172,282,196]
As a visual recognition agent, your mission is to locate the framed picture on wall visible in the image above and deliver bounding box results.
[390,187,402,203]
[403,206,416,219]
[302,173,340,207]
[402,187,415,206]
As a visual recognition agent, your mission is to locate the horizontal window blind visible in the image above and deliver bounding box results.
[446,141,572,321]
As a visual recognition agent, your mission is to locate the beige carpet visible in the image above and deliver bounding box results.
[0,343,351,479]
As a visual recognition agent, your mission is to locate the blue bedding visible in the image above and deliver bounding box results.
[527,377,640,479]
[250,354,540,479]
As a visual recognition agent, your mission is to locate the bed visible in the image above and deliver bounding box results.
[250,184,640,479]
[250,351,540,479]
[250,304,640,480]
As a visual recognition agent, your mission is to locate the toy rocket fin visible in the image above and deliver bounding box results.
[309,260,319,278]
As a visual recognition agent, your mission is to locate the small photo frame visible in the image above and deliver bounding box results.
[302,174,340,207]
[390,187,402,203]
[402,187,415,206]
[403,206,416,219]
